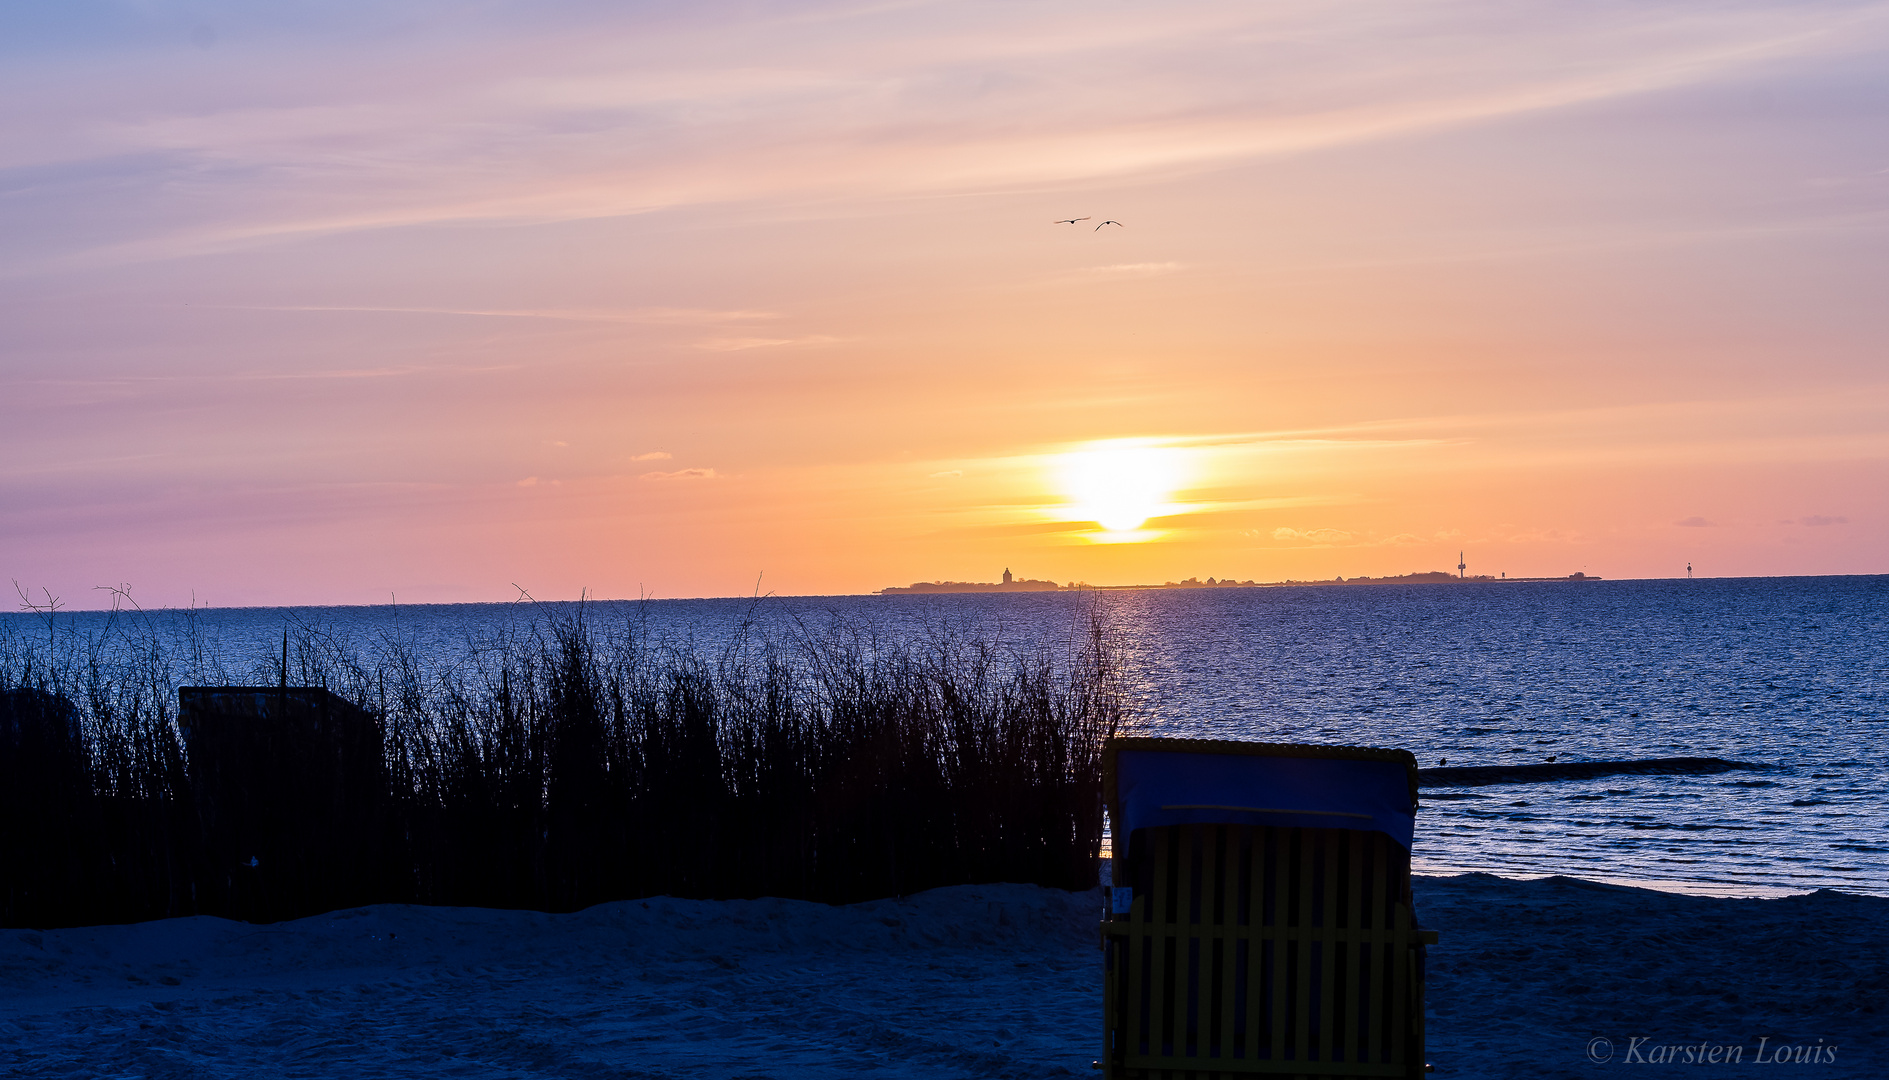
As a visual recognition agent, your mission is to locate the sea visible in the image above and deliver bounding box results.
[6,575,1883,899]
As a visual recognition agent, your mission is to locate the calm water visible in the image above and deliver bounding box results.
[1095,576,1888,898]
[7,576,1884,898]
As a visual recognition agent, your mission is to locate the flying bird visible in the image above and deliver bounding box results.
[1053,217,1090,225]
[1095,220,1123,230]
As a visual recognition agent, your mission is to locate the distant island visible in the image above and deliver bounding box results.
[879,569,1601,595]
[880,568,1064,594]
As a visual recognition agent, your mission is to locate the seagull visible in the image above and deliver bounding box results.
[1053,217,1090,225]
[1095,220,1123,230]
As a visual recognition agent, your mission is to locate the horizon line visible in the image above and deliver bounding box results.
[4,571,1883,614]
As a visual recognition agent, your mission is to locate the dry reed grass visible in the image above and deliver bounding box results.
[0,596,1123,925]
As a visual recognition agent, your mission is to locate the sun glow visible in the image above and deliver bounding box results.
[1058,443,1186,538]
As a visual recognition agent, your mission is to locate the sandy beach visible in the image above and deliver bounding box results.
[3,875,1883,1079]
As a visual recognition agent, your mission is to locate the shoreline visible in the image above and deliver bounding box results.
[1413,866,1844,900]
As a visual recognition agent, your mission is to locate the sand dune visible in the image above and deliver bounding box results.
[3,877,1884,1078]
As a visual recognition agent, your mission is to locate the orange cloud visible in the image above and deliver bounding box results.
[639,468,719,481]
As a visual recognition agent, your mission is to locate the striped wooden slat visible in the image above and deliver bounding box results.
[1364,834,1389,1067]
[1103,824,1422,1080]
[1243,827,1267,1067]
[1135,828,1161,1060]
[1149,828,1166,1061]
[1175,824,1196,1059]
[1341,831,1365,1067]
[1267,827,1291,1065]
[1217,826,1241,1066]
[1318,830,1340,1066]
[1101,926,1109,1059]
[1120,923,1424,945]
[1292,828,1314,1065]
[1389,897,1410,1073]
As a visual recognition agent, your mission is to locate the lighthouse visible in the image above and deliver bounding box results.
[1458,551,1466,580]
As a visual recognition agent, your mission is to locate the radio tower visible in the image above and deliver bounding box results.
[1458,551,1466,580]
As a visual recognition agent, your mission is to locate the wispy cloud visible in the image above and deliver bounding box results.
[1675,516,1715,527]
[639,467,718,480]
[1272,526,1353,544]
[1797,514,1849,526]
[694,335,842,351]
[629,451,672,461]
[203,305,775,324]
[1086,262,1182,275]
[9,1,1883,264]
[1269,526,1438,548]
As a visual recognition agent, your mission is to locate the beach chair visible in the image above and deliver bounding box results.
[1100,738,1435,1079]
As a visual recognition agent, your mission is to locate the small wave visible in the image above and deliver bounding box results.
[1417,757,1766,788]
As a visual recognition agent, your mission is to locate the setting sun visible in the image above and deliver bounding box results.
[1057,443,1187,536]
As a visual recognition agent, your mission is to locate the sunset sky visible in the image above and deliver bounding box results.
[6,1,1887,608]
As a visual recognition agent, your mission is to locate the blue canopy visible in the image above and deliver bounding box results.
[1114,749,1416,850]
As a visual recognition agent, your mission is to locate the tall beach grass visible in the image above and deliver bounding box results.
[0,595,1123,926]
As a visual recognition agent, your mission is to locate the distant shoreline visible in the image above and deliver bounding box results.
[879,570,1603,595]
[35,572,1889,615]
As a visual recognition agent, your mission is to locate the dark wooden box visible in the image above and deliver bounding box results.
[179,687,392,921]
